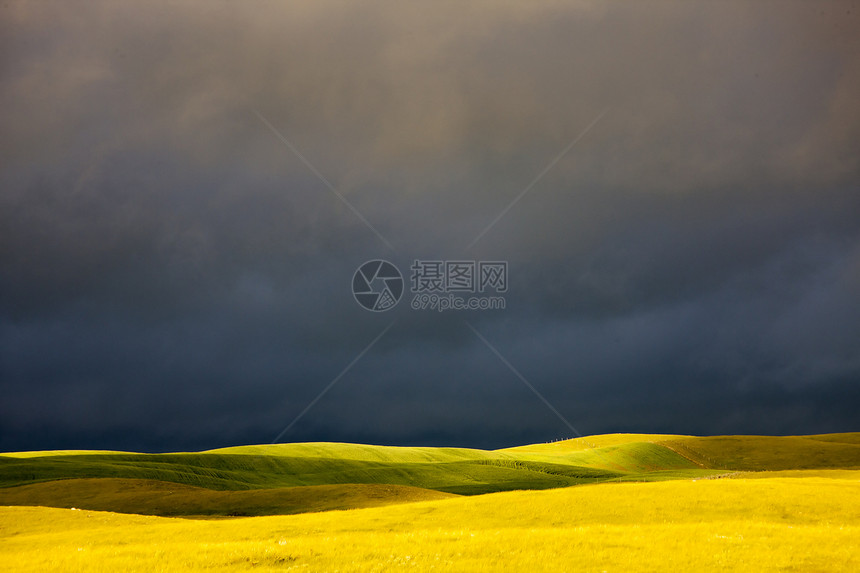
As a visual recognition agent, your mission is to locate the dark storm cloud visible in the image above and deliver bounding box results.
[1,1,858,451]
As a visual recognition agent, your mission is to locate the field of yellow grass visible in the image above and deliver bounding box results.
[2,474,859,572]
[2,433,858,571]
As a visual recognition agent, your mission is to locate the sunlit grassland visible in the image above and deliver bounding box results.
[1,433,858,570]
[0,437,715,501]
[1,433,857,517]
[499,433,690,453]
[2,475,858,572]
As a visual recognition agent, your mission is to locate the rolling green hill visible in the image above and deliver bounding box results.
[0,433,857,517]
[660,434,860,471]
[0,479,455,517]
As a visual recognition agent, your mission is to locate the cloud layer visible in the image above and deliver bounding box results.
[1,1,858,451]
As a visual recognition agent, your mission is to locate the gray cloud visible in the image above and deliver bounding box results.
[1,1,858,451]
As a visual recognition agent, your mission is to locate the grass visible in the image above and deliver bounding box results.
[0,479,455,517]
[1,433,857,516]
[661,434,860,471]
[1,474,858,572]
[0,452,624,496]
[1,433,858,571]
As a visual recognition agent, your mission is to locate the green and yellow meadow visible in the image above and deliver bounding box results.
[1,433,858,571]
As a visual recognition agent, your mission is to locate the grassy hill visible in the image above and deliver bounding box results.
[0,449,624,494]
[660,434,860,470]
[0,479,455,517]
[0,433,857,517]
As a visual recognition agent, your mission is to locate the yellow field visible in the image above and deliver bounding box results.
[3,474,858,572]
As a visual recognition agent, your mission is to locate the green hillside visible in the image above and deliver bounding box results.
[0,450,623,493]
[1,433,857,517]
[0,479,455,517]
[660,434,860,471]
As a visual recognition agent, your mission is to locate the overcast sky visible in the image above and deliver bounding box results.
[1,1,858,452]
